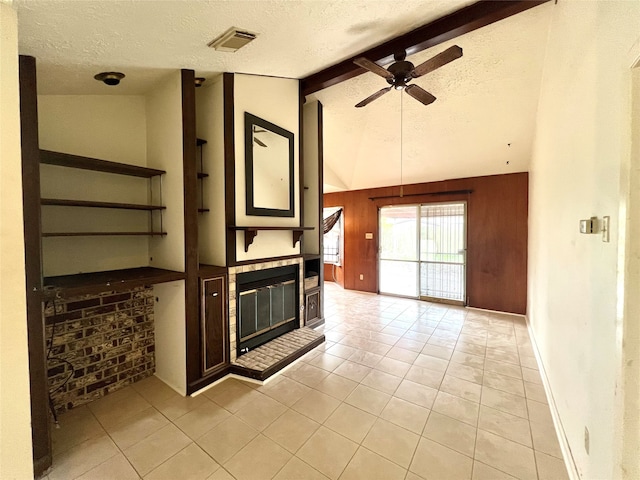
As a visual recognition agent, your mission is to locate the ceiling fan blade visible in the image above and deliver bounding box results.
[405,85,436,106]
[354,57,394,81]
[411,45,463,78]
[254,138,267,147]
[355,87,392,108]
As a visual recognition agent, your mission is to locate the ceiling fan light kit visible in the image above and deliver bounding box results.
[353,45,463,107]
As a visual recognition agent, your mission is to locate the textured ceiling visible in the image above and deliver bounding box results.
[311,3,553,191]
[15,0,474,94]
[14,0,552,191]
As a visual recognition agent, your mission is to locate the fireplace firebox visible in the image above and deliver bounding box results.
[236,265,299,355]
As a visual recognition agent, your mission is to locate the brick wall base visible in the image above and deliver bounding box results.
[44,286,155,414]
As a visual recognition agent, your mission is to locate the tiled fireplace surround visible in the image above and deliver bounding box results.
[227,257,305,364]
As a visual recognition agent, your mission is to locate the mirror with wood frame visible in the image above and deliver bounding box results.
[244,112,294,217]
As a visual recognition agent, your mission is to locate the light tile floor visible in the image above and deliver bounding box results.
[44,283,570,480]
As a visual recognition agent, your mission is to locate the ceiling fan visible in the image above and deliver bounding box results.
[353,45,463,108]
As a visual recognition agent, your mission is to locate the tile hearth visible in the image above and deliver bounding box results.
[43,283,570,480]
[233,327,324,373]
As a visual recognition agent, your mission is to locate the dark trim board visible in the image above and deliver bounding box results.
[316,102,325,321]
[223,73,236,266]
[301,0,550,95]
[181,69,201,388]
[19,55,52,477]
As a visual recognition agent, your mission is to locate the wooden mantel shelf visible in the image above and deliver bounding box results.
[229,226,314,252]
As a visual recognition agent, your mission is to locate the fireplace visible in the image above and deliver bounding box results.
[236,264,299,355]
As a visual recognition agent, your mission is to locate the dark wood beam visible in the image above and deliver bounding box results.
[301,0,550,96]
[19,55,52,477]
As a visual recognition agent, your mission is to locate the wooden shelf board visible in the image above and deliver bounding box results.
[197,172,209,179]
[229,226,315,231]
[229,226,314,252]
[40,150,165,178]
[196,138,207,146]
[41,198,165,211]
[42,266,185,298]
[42,232,167,237]
[198,209,210,213]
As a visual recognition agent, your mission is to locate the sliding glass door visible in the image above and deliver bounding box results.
[379,205,419,297]
[379,202,466,304]
[419,203,466,304]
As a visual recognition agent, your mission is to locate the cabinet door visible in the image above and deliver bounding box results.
[305,289,320,325]
[202,276,227,373]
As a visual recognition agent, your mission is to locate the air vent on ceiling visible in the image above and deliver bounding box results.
[208,27,257,52]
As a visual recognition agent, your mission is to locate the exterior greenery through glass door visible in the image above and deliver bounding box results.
[379,202,466,303]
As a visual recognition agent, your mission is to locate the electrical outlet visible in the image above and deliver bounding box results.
[359,274,364,280]
[602,216,610,242]
[584,426,590,454]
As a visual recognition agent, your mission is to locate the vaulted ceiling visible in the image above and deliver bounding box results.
[14,0,553,192]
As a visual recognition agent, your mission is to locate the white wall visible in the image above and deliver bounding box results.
[233,74,300,262]
[528,2,640,478]
[303,100,321,255]
[0,3,35,478]
[152,281,186,395]
[38,96,150,276]
[147,72,185,272]
[196,75,226,266]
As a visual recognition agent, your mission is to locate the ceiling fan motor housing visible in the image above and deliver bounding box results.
[387,61,414,89]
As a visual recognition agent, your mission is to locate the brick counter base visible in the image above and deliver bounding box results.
[45,286,155,414]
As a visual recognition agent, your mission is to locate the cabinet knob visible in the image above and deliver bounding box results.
[211,292,218,297]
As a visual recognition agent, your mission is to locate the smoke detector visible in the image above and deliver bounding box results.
[208,27,257,52]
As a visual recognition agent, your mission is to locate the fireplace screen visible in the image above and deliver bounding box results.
[239,280,296,342]
[236,264,299,354]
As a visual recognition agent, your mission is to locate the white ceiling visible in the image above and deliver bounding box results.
[14,0,552,192]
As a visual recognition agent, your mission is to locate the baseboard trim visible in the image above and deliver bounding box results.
[525,316,581,480]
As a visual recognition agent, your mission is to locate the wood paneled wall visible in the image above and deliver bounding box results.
[323,173,528,314]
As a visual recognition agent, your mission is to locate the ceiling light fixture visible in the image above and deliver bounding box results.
[195,77,206,87]
[94,71,125,86]
[208,27,257,52]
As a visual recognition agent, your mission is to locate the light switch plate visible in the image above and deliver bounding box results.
[602,216,610,242]
[580,217,598,234]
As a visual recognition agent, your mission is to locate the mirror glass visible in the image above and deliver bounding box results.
[245,113,294,217]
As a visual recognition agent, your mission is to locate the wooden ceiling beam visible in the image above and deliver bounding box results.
[301,0,550,96]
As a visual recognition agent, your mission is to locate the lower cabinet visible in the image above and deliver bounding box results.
[201,275,228,374]
[305,287,321,327]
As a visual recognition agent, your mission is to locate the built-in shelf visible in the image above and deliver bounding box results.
[42,266,185,298]
[42,232,167,237]
[197,172,209,179]
[41,198,166,211]
[198,209,210,213]
[40,150,165,178]
[196,138,207,146]
[229,226,314,252]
